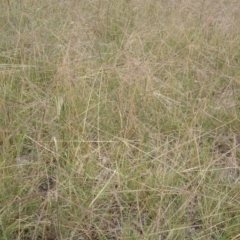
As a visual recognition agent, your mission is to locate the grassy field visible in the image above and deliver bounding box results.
[1,0,240,239]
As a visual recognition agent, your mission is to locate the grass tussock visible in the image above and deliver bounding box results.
[1,0,240,239]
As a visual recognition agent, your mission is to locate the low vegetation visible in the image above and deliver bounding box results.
[1,0,240,239]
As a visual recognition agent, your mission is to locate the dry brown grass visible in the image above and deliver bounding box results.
[1,0,240,239]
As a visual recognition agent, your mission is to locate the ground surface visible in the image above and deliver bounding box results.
[1,0,240,239]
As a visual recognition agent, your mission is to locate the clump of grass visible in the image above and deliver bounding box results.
[1,0,240,239]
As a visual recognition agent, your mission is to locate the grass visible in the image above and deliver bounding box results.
[1,0,240,239]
